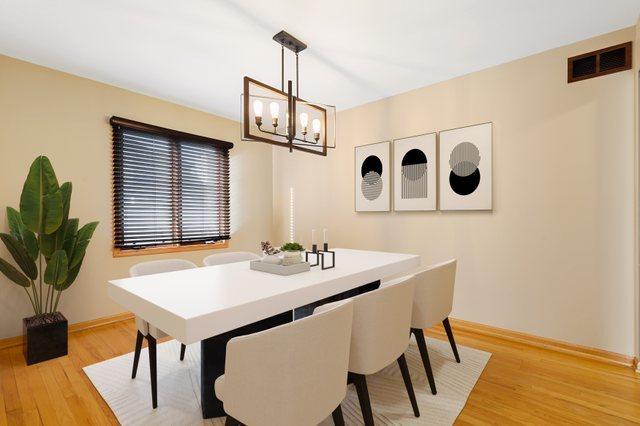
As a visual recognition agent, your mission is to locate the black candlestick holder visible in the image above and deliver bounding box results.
[318,244,335,270]
[305,244,320,267]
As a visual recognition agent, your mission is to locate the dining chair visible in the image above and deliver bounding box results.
[215,299,354,426]
[129,259,198,408]
[202,251,260,266]
[386,259,459,395]
[316,276,419,425]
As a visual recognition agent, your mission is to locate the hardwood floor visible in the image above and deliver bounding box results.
[0,319,638,425]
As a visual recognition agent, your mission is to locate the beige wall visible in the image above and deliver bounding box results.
[273,27,637,355]
[0,55,273,339]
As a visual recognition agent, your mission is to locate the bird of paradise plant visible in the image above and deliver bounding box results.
[0,156,99,315]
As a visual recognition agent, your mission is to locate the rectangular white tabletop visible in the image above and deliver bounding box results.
[108,248,420,344]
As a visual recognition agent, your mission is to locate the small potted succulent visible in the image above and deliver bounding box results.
[0,156,98,365]
[280,242,305,266]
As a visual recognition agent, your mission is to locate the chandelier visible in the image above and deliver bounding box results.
[242,31,336,156]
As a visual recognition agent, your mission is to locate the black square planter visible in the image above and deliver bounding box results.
[23,312,68,365]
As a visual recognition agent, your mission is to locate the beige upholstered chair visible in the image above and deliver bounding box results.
[129,259,198,408]
[317,276,419,425]
[387,259,459,395]
[202,251,260,266]
[215,299,354,426]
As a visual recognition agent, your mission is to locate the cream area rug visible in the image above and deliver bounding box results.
[84,336,490,425]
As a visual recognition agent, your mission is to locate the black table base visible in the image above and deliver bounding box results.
[200,280,381,419]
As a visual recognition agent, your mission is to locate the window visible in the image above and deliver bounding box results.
[110,117,232,255]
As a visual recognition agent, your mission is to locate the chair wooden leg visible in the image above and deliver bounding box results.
[442,317,461,363]
[411,328,437,394]
[180,343,186,361]
[331,404,345,426]
[225,416,242,426]
[131,330,144,379]
[349,372,374,426]
[147,335,158,408]
[397,354,420,418]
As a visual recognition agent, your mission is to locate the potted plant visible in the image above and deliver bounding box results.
[0,156,99,365]
[280,242,305,266]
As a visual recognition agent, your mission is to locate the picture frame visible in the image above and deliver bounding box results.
[393,133,437,211]
[355,141,391,212]
[438,122,493,210]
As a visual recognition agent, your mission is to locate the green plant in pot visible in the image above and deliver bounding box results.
[280,242,305,266]
[0,156,99,365]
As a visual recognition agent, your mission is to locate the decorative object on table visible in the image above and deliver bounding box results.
[305,229,320,267]
[260,241,282,264]
[242,31,336,156]
[305,228,335,269]
[393,133,437,211]
[355,141,391,212]
[249,260,311,276]
[280,242,305,266]
[0,156,99,364]
[439,122,492,210]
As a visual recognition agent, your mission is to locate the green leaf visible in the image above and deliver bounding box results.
[57,256,83,291]
[42,190,63,234]
[0,258,31,287]
[53,182,73,249]
[77,221,99,242]
[59,182,72,223]
[44,250,68,286]
[7,207,38,260]
[20,156,60,234]
[0,233,37,280]
[68,221,98,269]
[22,229,39,261]
[7,207,24,241]
[40,234,56,259]
[62,219,79,258]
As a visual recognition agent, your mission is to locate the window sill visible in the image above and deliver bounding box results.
[112,241,229,258]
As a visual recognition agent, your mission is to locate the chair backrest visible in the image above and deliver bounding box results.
[348,277,415,375]
[411,259,457,329]
[129,259,197,277]
[129,259,198,337]
[202,251,260,266]
[222,300,354,426]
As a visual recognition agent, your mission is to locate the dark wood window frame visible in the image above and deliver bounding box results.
[110,116,233,257]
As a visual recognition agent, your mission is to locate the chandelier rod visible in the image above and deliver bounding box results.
[281,46,285,92]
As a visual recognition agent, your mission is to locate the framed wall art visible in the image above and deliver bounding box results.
[393,133,437,211]
[355,141,391,212]
[439,122,492,210]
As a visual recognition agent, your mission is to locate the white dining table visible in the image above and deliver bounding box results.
[108,248,420,418]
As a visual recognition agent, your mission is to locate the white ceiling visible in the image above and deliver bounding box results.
[0,0,638,120]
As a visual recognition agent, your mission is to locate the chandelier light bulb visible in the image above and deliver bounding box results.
[299,113,309,127]
[270,102,279,127]
[312,118,321,142]
[253,100,263,127]
[253,100,263,117]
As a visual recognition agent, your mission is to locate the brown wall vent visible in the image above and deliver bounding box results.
[567,41,632,83]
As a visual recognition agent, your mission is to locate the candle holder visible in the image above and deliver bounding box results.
[318,244,335,270]
[305,244,320,267]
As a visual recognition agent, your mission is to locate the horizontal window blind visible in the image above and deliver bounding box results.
[111,117,232,250]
